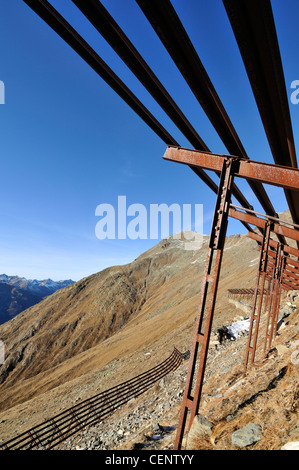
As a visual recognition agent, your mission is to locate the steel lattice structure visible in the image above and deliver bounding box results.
[19,0,299,451]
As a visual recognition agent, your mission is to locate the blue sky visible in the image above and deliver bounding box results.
[0,0,298,281]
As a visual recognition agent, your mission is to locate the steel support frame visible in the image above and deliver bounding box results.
[136,0,281,225]
[243,221,273,375]
[174,157,237,450]
[264,244,283,353]
[172,144,299,449]
[248,231,299,259]
[257,246,299,289]
[222,0,299,233]
[163,146,299,191]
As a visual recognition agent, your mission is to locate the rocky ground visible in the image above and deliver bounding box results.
[0,220,298,452]
[58,290,299,451]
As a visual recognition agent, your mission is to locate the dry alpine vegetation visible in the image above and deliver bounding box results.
[0,210,298,450]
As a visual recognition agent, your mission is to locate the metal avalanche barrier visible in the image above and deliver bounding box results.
[0,347,184,450]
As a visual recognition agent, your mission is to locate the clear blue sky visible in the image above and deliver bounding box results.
[0,0,298,281]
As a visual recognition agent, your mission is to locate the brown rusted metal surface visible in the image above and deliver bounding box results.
[243,221,273,375]
[228,288,258,296]
[257,246,299,290]
[0,348,183,450]
[174,158,236,450]
[231,205,299,230]
[229,208,299,243]
[264,244,283,352]
[23,0,264,233]
[248,232,299,259]
[136,0,282,225]
[163,146,299,191]
[223,0,299,240]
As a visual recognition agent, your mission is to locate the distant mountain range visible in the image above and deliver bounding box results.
[0,274,74,325]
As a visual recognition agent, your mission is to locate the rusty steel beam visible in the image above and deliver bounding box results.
[231,204,299,230]
[283,265,299,280]
[71,0,262,226]
[229,208,299,243]
[175,158,237,450]
[248,232,299,259]
[223,0,299,231]
[263,277,275,352]
[72,0,257,220]
[286,258,299,269]
[71,0,253,216]
[228,288,257,295]
[264,243,283,354]
[22,0,261,234]
[260,248,299,284]
[266,268,299,290]
[282,269,299,284]
[136,0,280,222]
[163,146,299,191]
[21,0,179,147]
[72,0,208,152]
[243,221,272,374]
[266,276,292,292]
[285,263,299,275]
[22,0,224,196]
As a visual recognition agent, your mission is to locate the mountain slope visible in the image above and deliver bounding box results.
[0,230,260,412]
[0,283,42,325]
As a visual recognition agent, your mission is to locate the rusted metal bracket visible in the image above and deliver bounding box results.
[174,157,237,450]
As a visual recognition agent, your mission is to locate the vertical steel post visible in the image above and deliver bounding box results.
[174,158,237,450]
[243,221,273,375]
[264,244,282,353]
[270,255,285,344]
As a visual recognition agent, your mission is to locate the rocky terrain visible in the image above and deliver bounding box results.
[61,290,299,451]
[0,210,298,451]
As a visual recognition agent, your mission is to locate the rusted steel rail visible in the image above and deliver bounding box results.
[136,0,281,230]
[223,0,299,230]
[0,348,183,450]
[22,0,259,235]
[228,288,267,296]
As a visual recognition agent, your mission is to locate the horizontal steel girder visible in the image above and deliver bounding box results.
[248,232,299,259]
[163,146,299,191]
[229,208,299,243]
